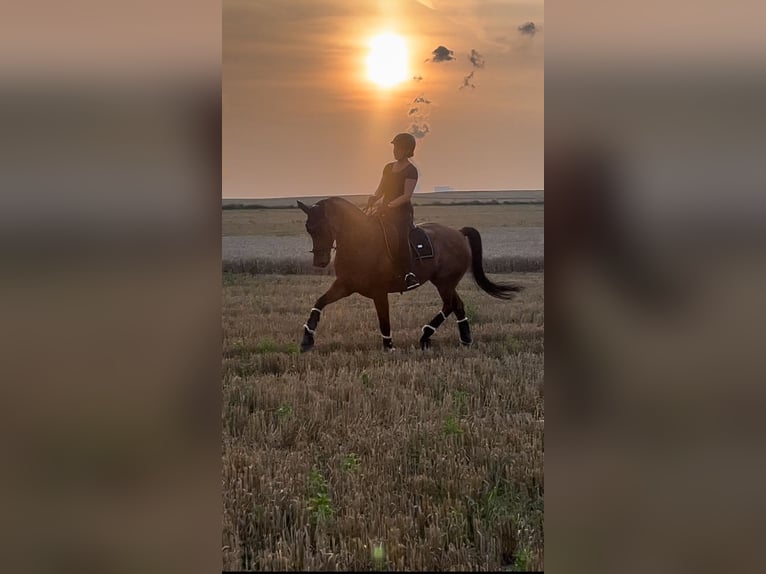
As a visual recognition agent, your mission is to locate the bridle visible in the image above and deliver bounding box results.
[308,202,336,258]
[310,243,335,257]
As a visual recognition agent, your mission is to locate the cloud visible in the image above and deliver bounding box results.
[409,123,430,139]
[468,49,485,68]
[459,71,476,90]
[412,75,423,82]
[518,22,538,36]
[426,45,455,63]
[406,93,433,138]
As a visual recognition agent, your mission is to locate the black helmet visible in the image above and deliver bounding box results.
[391,132,416,156]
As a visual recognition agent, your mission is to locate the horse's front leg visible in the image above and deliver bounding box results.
[373,292,394,351]
[301,280,350,352]
[420,284,455,350]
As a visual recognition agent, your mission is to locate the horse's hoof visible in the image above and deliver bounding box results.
[300,339,314,353]
[420,339,431,350]
[301,334,314,352]
[460,339,472,347]
[383,346,396,353]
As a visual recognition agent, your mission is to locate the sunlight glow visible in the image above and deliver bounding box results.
[366,33,409,88]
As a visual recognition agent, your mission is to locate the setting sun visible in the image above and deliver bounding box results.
[366,33,408,88]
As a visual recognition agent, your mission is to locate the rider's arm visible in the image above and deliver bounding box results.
[367,167,387,207]
[387,177,417,208]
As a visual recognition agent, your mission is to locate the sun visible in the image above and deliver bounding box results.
[366,33,409,88]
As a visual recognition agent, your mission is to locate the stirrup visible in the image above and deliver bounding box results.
[404,272,420,290]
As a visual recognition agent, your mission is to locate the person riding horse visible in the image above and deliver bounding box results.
[366,132,421,291]
[297,133,522,352]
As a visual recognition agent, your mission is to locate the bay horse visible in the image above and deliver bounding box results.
[297,197,521,352]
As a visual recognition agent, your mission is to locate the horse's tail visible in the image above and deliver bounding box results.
[460,227,523,299]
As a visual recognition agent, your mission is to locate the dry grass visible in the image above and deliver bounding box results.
[222,272,544,571]
[222,255,543,276]
[223,202,543,237]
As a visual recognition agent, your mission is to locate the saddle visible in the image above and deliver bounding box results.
[377,217,435,261]
[408,225,435,260]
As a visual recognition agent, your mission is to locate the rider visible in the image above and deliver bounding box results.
[366,132,420,291]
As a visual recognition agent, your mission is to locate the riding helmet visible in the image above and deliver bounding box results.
[391,132,416,156]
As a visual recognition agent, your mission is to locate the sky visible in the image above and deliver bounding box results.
[223,0,543,198]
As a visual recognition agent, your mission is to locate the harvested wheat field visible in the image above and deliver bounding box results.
[222,271,543,571]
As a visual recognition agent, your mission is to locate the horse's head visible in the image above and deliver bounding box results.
[298,200,334,267]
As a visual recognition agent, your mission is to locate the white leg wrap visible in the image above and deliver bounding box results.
[381,334,392,340]
[311,307,322,315]
[456,317,469,323]
[422,325,436,333]
[303,324,316,335]
[439,310,447,320]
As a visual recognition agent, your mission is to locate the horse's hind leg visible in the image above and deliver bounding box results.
[419,283,455,350]
[301,280,350,352]
[452,292,472,346]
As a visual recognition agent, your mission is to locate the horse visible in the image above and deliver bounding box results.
[296,196,522,352]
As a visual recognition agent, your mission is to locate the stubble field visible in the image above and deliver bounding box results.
[222,195,544,275]
[222,193,543,571]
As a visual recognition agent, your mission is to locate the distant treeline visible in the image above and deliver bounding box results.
[422,200,543,207]
[222,203,296,210]
[222,199,543,210]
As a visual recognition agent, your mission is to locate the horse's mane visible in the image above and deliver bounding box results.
[319,196,369,221]
[322,196,363,212]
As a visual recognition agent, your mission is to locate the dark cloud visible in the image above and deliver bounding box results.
[412,75,423,82]
[426,45,455,63]
[459,71,476,90]
[413,96,431,104]
[408,107,418,116]
[409,123,430,139]
[468,49,485,69]
[518,21,538,36]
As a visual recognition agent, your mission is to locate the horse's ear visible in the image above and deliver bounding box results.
[297,200,310,214]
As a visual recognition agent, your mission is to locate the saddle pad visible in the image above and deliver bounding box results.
[409,226,434,260]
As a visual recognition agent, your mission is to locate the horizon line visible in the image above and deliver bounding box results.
[222,188,544,201]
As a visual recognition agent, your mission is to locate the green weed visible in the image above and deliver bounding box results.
[342,453,361,472]
[284,342,300,356]
[254,339,278,354]
[275,403,292,419]
[451,389,471,415]
[443,415,464,436]
[307,468,334,523]
[513,548,529,571]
